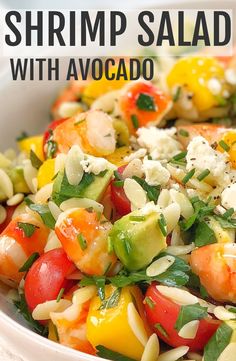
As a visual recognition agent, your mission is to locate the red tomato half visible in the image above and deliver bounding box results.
[0,206,16,234]
[25,248,76,311]
[110,166,131,216]
[43,118,67,158]
[145,283,220,352]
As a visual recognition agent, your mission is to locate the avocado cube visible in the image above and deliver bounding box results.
[110,210,167,271]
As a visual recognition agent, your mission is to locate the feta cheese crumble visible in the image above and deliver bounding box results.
[142,159,170,186]
[221,183,236,211]
[124,148,147,162]
[80,156,116,175]
[186,136,230,186]
[137,127,182,161]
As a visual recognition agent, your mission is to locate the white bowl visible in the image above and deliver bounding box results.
[0,1,235,360]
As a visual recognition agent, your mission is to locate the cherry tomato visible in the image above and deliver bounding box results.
[0,206,16,234]
[119,81,171,134]
[145,283,220,352]
[43,118,67,158]
[110,166,131,216]
[25,248,76,311]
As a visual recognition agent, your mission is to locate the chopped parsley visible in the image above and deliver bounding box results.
[175,303,208,331]
[77,233,87,250]
[30,150,43,169]
[154,323,169,338]
[113,180,125,187]
[96,345,136,361]
[145,296,155,309]
[182,168,195,184]
[158,214,167,237]
[131,114,139,129]
[19,252,39,272]
[173,86,181,102]
[129,215,146,222]
[16,131,28,142]
[204,323,233,361]
[29,203,56,229]
[136,93,156,111]
[17,222,39,238]
[132,176,160,203]
[197,169,210,181]
[219,140,230,152]
[99,288,121,310]
[56,288,65,303]
[178,129,189,137]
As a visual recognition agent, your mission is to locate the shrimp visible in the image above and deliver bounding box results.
[119,81,172,134]
[0,213,49,287]
[55,208,117,276]
[52,110,116,156]
[190,243,236,303]
[51,80,89,119]
[176,123,226,148]
[50,286,95,355]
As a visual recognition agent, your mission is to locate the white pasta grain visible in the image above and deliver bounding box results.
[213,306,236,321]
[163,203,181,234]
[166,243,195,256]
[146,256,175,277]
[157,346,189,361]
[32,299,71,320]
[187,352,203,361]
[122,159,143,179]
[158,189,171,208]
[48,201,62,220]
[72,286,97,305]
[65,145,84,186]
[55,153,66,174]
[178,320,199,339]
[0,169,14,199]
[0,205,7,224]
[34,183,53,204]
[141,334,160,361]
[60,197,104,214]
[6,193,24,206]
[156,286,198,305]
[127,302,149,347]
[169,189,194,220]
[124,178,147,210]
[217,342,236,361]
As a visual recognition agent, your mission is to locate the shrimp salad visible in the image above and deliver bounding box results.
[0,52,236,361]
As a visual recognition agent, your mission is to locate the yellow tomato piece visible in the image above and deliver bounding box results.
[217,130,236,168]
[105,146,131,167]
[82,66,129,105]
[86,285,151,361]
[37,159,55,188]
[18,135,44,162]
[167,56,225,111]
[48,321,58,343]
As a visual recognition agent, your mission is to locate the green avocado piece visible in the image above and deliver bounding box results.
[7,167,30,194]
[52,169,113,206]
[110,210,167,271]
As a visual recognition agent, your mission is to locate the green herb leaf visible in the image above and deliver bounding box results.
[175,303,208,331]
[136,93,156,111]
[182,169,195,184]
[219,140,230,152]
[222,208,234,219]
[158,214,167,237]
[77,233,87,250]
[19,252,39,272]
[173,86,181,102]
[80,276,106,301]
[96,345,136,361]
[29,204,56,229]
[14,294,48,336]
[154,323,169,338]
[129,215,146,222]
[30,150,43,169]
[52,171,95,206]
[131,114,139,129]
[46,139,58,159]
[16,131,28,142]
[145,296,155,309]
[56,288,65,303]
[132,176,160,203]
[178,129,189,137]
[204,323,232,361]
[194,221,217,247]
[17,222,39,238]
[113,180,125,187]
[214,215,236,229]
[197,169,210,181]
[173,151,187,161]
[99,288,121,310]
